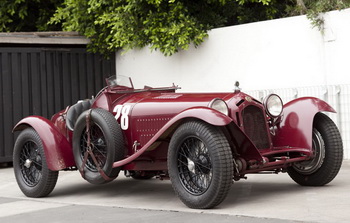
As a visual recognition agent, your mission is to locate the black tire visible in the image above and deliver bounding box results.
[130,171,155,180]
[13,128,58,197]
[288,113,343,186]
[73,108,125,184]
[168,121,233,209]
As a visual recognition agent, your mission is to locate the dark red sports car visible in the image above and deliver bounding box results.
[13,75,343,208]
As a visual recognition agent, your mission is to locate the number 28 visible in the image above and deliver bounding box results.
[113,105,131,130]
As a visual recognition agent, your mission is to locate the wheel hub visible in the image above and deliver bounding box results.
[187,158,196,174]
[96,138,104,146]
[24,159,33,168]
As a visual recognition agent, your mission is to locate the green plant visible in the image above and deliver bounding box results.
[0,0,62,32]
[296,0,350,31]
[50,0,277,56]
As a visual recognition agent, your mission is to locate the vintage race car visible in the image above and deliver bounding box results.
[13,76,343,209]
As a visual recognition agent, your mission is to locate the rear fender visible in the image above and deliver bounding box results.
[13,116,75,171]
[273,97,336,149]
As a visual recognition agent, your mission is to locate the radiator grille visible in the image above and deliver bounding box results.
[242,105,270,149]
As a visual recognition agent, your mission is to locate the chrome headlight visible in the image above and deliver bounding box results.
[209,98,229,116]
[263,94,283,118]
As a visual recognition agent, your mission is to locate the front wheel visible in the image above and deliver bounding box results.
[288,113,343,186]
[13,128,58,197]
[168,121,233,209]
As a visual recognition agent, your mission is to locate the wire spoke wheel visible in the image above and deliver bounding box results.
[19,141,43,187]
[13,128,58,198]
[177,137,212,195]
[168,121,233,209]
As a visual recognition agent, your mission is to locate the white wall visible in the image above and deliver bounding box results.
[116,9,350,92]
[116,9,350,158]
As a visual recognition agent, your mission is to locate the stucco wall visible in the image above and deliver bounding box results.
[116,9,350,92]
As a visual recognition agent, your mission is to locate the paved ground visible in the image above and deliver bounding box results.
[0,161,349,223]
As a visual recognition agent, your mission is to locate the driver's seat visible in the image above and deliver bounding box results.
[66,100,93,131]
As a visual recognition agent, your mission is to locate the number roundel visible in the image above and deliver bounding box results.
[113,104,131,130]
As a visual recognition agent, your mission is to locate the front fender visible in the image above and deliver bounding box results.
[273,97,336,149]
[112,107,233,168]
[13,116,75,171]
[170,107,233,126]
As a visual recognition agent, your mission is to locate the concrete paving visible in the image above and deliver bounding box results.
[0,161,349,223]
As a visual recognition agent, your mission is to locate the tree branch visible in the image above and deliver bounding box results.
[296,0,307,14]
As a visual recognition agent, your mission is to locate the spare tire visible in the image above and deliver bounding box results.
[73,108,125,184]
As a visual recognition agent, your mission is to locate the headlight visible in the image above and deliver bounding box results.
[209,98,229,116]
[263,94,283,118]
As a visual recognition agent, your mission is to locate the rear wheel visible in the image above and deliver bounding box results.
[13,128,58,197]
[168,121,233,209]
[288,113,343,186]
[73,108,125,184]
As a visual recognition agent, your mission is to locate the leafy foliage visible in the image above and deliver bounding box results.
[305,0,350,30]
[1,0,349,56]
[50,0,280,56]
[0,0,63,32]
